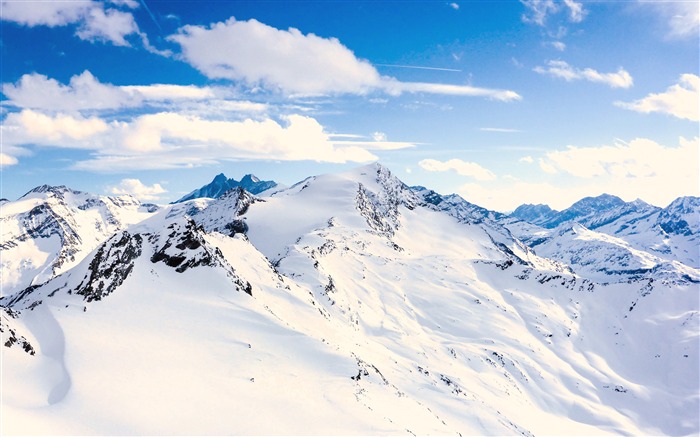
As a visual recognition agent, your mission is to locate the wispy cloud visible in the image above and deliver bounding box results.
[449,3,460,11]
[534,60,633,88]
[418,158,496,181]
[520,0,587,26]
[545,41,566,51]
[641,1,699,39]
[385,81,521,101]
[615,74,698,121]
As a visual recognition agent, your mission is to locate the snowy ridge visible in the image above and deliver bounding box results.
[1,186,158,295]
[507,195,700,270]
[1,164,698,435]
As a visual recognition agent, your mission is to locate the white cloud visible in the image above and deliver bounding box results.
[109,179,167,201]
[169,18,382,96]
[110,0,140,8]
[385,80,521,101]
[372,132,387,142]
[0,1,91,26]
[3,71,133,110]
[521,0,587,26]
[540,137,698,180]
[615,74,699,122]
[3,109,109,148]
[459,137,699,211]
[520,0,558,26]
[168,17,520,100]
[418,158,496,181]
[643,1,699,39]
[1,0,140,46]
[2,71,217,111]
[3,108,416,170]
[122,84,215,101]
[538,159,558,174]
[75,7,138,46]
[563,0,587,23]
[0,153,19,167]
[449,3,460,10]
[546,41,566,51]
[519,156,534,163]
[534,60,633,88]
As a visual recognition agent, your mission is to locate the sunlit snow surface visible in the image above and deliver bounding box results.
[2,164,698,435]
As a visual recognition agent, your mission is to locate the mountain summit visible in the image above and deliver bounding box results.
[173,173,278,203]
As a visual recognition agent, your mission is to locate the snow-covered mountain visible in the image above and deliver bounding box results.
[0,185,158,296]
[2,164,698,435]
[507,195,700,269]
[511,194,660,230]
[173,172,278,203]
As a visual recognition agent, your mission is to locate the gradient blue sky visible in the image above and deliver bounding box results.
[1,0,698,211]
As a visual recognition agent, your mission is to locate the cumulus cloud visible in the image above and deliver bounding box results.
[615,74,699,122]
[534,60,633,88]
[519,156,534,163]
[168,17,520,100]
[170,18,382,96]
[75,7,138,46]
[521,0,587,26]
[418,158,496,181]
[109,178,167,201]
[3,71,133,110]
[3,109,109,148]
[2,108,415,170]
[1,0,140,46]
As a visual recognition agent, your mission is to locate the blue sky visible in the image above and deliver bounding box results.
[1,0,698,211]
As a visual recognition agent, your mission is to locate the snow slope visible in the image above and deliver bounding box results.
[2,164,698,435]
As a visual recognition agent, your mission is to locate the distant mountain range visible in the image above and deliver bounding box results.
[1,164,698,435]
[173,173,278,203]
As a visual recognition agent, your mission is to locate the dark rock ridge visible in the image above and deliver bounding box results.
[174,173,277,203]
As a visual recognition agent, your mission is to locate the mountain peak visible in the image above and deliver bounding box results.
[21,184,79,200]
[212,173,229,183]
[240,174,260,184]
[174,172,278,203]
